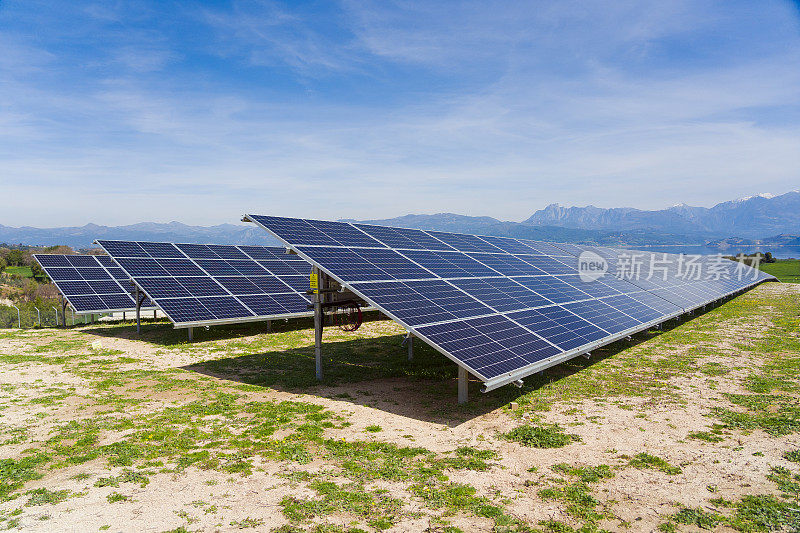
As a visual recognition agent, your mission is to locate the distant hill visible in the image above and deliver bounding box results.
[705,233,800,249]
[4,189,800,248]
[524,191,800,239]
[0,222,283,249]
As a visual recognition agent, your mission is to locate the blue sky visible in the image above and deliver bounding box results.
[1,0,799,227]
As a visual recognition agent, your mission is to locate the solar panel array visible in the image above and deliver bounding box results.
[33,254,155,314]
[95,241,312,327]
[246,215,775,390]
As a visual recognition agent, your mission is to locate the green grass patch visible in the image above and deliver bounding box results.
[759,259,800,283]
[551,463,615,483]
[502,424,580,448]
[25,487,71,506]
[626,453,681,475]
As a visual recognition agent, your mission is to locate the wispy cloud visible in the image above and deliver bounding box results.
[1,0,799,226]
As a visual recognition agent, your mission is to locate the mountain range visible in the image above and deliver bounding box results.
[2,190,799,249]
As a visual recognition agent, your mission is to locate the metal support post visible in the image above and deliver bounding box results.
[135,287,141,334]
[458,366,469,404]
[266,320,272,333]
[11,304,20,328]
[153,310,157,319]
[61,299,68,327]
[123,312,126,321]
[407,333,414,361]
[313,267,323,381]
[188,327,193,341]
[52,306,58,328]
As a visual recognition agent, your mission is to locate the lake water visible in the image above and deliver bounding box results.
[619,245,800,259]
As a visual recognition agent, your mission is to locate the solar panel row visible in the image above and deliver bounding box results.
[245,215,774,390]
[33,254,155,314]
[95,241,313,327]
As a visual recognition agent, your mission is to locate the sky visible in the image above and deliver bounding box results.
[1,0,800,227]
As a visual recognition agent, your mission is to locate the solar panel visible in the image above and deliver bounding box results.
[94,241,314,327]
[245,214,776,391]
[33,254,156,315]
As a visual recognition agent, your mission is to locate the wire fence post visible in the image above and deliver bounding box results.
[11,304,21,328]
[52,306,59,328]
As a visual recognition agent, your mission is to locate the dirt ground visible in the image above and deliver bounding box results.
[0,282,798,532]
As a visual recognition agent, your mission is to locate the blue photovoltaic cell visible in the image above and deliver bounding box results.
[477,235,545,255]
[401,250,498,278]
[199,296,254,319]
[257,260,307,276]
[116,258,169,277]
[136,277,191,299]
[515,255,577,275]
[245,215,776,386]
[304,219,385,248]
[468,253,545,276]
[250,276,293,293]
[47,268,81,281]
[157,259,206,276]
[215,277,262,295]
[238,246,284,260]
[59,281,93,295]
[229,260,268,275]
[33,254,155,314]
[425,230,502,253]
[555,275,620,298]
[79,268,112,280]
[416,315,561,379]
[96,241,315,325]
[194,260,241,276]
[157,298,216,322]
[449,278,552,312]
[296,247,390,281]
[207,245,250,260]
[354,223,455,251]
[248,215,342,247]
[67,255,100,268]
[599,294,666,324]
[353,249,435,280]
[509,306,607,350]
[562,299,641,334]
[36,255,72,267]
[139,242,183,258]
[511,276,592,304]
[352,283,447,325]
[175,243,221,259]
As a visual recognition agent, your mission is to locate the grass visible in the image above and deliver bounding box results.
[626,453,682,475]
[502,424,580,448]
[4,266,33,278]
[759,259,800,283]
[0,282,798,530]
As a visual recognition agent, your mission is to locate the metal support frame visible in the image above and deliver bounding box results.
[10,304,20,328]
[266,320,272,333]
[52,306,59,327]
[313,266,324,381]
[135,286,142,334]
[60,298,68,327]
[188,327,193,341]
[407,333,414,361]
[458,366,469,404]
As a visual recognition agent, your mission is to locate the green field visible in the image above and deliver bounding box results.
[759,259,800,283]
[3,266,33,278]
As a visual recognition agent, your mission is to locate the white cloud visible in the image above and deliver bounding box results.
[0,0,799,226]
